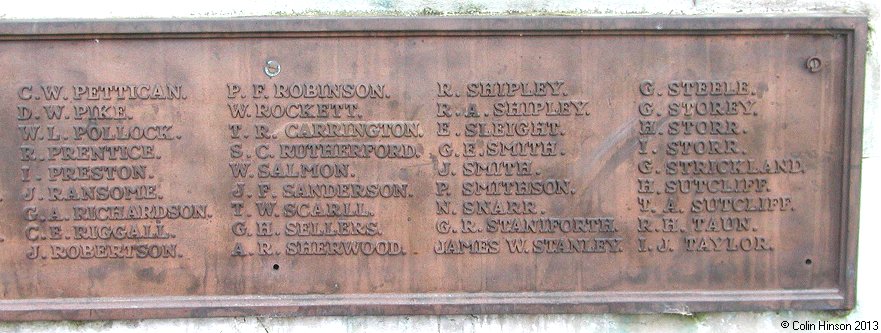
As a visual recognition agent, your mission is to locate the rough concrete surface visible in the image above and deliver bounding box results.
[0,0,879,332]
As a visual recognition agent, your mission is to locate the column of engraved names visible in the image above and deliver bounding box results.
[14,83,209,261]
[224,81,412,263]
[433,81,623,256]
[634,79,801,255]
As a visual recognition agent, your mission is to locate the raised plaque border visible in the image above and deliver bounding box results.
[0,16,867,321]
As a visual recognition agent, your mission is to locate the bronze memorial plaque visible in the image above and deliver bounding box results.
[0,16,866,320]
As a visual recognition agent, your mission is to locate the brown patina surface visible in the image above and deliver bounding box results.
[0,16,866,320]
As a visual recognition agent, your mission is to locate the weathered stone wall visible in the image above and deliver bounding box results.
[0,1,878,332]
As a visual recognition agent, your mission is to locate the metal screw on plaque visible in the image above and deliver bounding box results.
[806,56,822,73]
[264,60,281,78]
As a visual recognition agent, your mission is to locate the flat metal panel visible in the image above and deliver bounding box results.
[0,16,866,320]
